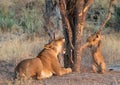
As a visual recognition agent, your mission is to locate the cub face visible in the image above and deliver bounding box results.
[87,32,101,47]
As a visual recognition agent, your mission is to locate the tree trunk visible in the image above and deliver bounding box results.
[73,0,84,72]
[73,0,94,72]
[59,0,74,68]
[45,0,55,42]
[59,0,94,72]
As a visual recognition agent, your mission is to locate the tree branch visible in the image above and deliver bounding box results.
[59,0,74,49]
[97,0,115,33]
[79,0,94,17]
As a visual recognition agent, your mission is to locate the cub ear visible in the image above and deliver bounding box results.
[45,45,50,49]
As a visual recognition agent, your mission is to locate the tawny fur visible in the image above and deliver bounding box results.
[15,38,72,80]
[82,32,106,73]
[87,32,102,47]
[91,41,106,73]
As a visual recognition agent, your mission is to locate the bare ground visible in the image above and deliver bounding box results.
[0,60,120,85]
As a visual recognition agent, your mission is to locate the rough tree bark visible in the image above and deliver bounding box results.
[59,0,94,72]
[58,0,74,68]
[73,0,94,72]
[45,0,55,42]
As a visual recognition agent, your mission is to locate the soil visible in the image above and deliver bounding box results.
[0,60,120,85]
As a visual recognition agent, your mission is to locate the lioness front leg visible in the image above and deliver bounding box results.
[36,71,53,80]
[55,68,72,76]
[52,58,72,76]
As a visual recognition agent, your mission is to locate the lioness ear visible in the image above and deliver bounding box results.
[45,43,53,49]
[44,44,50,49]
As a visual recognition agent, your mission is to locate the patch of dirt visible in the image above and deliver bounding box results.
[43,71,120,85]
[0,60,120,85]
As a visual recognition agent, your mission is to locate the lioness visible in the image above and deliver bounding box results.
[15,38,72,80]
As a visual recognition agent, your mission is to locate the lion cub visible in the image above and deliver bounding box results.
[15,38,72,80]
[91,41,106,73]
[87,32,106,73]
[79,32,106,73]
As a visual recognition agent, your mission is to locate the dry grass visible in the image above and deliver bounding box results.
[0,0,14,12]
[92,0,120,8]
[0,32,49,64]
[4,31,118,67]
[102,33,120,66]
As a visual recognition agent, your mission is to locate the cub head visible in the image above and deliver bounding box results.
[45,37,65,54]
[87,32,101,47]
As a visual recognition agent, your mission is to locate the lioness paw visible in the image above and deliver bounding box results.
[66,68,72,73]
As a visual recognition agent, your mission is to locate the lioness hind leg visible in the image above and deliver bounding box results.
[36,73,43,80]
[56,68,72,76]
[15,72,28,80]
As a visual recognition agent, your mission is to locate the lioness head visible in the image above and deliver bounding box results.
[45,37,65,54]
[87,32,101,47]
